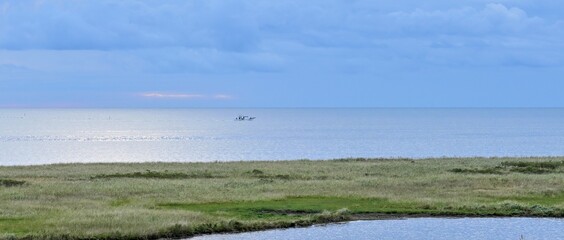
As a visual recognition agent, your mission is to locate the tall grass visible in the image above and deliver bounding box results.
[0,157,563,239]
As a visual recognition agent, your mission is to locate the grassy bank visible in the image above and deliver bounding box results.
[1,157,563,239]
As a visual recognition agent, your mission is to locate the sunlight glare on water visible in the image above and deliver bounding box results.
[2,108,564,165]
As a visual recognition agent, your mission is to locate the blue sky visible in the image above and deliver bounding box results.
[1,0,563,107]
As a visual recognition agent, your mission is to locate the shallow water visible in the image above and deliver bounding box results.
[2,108,564,165]
[190,218,564,240]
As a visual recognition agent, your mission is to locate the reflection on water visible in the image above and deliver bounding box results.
[190,218,564,240]
[2,108,564,165]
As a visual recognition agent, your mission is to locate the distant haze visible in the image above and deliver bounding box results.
[1,1,563,108]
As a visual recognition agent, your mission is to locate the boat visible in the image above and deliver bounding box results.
[235,115,255,121]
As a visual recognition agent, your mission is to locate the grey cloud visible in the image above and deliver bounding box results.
[0,1,562,71]
[133,48,285,74]
[1,1,561,51]
[0,0,260,51]
[384,3,547,36]
[0,63,31,73]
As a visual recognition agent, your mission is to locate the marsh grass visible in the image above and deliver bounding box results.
[0,157,563,239]
[501,161,564,169]
[159,196,564,219]
[91,170,222,180]
[0,179,26,187]
[245,170,330,181]
[449,168,504,174]
[450,160,564,175]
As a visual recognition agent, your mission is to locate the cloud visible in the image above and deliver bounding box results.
[212,94,233,99]
[135,48,285,74]
[1,1,564,108]
[384,3,546,36]
[0,63,32,74]
[0,0,260,51]
[140,93,205,99]
[0,1,563,79]
[140,92,232,100]
[1,1,560,52]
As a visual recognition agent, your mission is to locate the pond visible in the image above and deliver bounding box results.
[190,218,564,240]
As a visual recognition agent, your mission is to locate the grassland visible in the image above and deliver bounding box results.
[1,157,563,239]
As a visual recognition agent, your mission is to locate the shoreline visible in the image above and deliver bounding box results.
[187,214,564,239]
[1,157,562,239]
[173,213,564,240]
[4,156,564,167]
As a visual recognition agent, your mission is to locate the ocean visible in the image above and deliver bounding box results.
[1,108,564,165]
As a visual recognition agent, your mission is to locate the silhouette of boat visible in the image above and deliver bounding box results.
[235,115,256,121]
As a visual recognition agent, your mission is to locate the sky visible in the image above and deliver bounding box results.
[1,0,563,108]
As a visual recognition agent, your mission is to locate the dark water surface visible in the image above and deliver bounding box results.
[2,108,564,165]
[190,218,564,240]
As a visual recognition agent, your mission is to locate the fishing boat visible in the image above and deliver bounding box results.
[235,115,256,121]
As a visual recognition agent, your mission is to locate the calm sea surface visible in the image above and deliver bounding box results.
[190,218,564,240]
[1,108,564,165]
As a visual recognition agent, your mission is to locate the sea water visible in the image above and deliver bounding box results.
[2,108,564,165]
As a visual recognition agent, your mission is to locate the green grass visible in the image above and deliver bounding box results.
[0,179,26,187]
[1,157,563,239]
[450,160,564,175]
[160,195,564,220]
[159,196,415,220]
[91,170,222,180]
